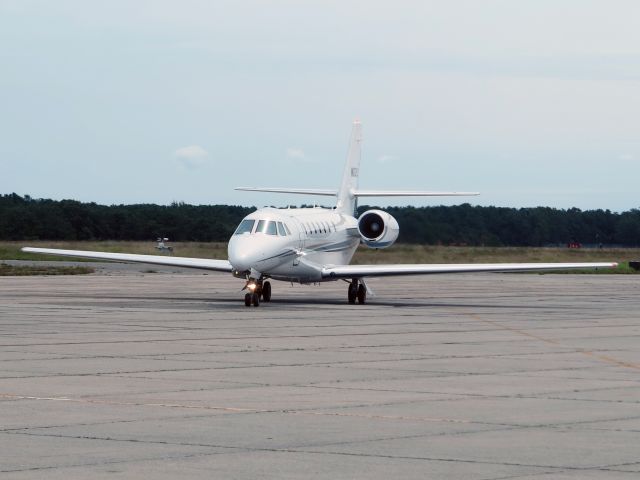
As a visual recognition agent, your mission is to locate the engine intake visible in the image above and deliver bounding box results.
[357,209,399,249]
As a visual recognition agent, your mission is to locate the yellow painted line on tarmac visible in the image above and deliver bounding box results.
[0,393,267,412]
[466,313,640,371]
[0,393,476,424]
[297,410,474,424]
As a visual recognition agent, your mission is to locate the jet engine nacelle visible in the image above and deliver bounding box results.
[357,209,399,249]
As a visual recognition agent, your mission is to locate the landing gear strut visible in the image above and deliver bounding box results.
[244,279,272,307]
[347,278,366,305]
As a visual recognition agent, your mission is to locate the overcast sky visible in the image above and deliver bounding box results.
[1,0,639,211]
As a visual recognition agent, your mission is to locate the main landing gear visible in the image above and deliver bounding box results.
[244,280,272,307]
[347,278,366,305]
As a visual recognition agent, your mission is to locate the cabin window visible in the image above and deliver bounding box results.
[256,220,278,235]
[277,222,287,236]
[234,219,255,235]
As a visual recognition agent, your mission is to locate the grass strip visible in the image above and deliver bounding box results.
[0,263,95,276]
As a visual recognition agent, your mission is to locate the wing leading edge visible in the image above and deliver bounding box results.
[21,247,233,272]
[322,262,618,278]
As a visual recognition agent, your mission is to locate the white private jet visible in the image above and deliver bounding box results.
[23,121,617,306]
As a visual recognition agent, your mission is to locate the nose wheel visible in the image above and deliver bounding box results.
[347,279,366,304]
[244,292,260,306]
[244,279,271,307]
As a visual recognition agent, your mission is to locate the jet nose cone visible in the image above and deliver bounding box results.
[228,235,255,272]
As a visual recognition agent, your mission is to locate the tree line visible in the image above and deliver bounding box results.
[1,193,639,246]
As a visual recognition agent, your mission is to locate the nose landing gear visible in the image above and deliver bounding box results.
[244,279,272,307]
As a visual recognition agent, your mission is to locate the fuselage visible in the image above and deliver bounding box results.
[227,207,360,283]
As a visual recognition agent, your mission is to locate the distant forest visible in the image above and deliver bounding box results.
[1,193,639,247]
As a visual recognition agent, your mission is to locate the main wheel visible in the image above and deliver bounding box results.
[252,292,260,307]
[244,293,252,307]
[348,283,357,304]
[262,281,272,302]
[357,284,366,304]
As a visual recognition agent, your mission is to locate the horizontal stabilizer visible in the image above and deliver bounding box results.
[21,247,233,272]
[352,190,479,197]
[235,187,478,198]
[235,187,337,196]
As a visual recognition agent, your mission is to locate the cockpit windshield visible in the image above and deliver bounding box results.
[256,220,278,235]
[234,219,255,235]
[235,218,291,236]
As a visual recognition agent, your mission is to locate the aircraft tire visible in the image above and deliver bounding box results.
[244,293,252,307]
[348,283,357,304]
[252,292,260,307]
[357,284,366,304]
[262,281,272,302]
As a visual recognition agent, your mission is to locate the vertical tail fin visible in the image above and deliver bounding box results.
[336,120,362,214]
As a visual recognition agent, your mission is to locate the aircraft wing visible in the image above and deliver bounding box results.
[21,247,233,272]
[322,262,618,278]
[235,187,338,196]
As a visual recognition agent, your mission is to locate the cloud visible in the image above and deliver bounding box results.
[377,154,397,164]
[174,145,208,169]
[286,147,310,162]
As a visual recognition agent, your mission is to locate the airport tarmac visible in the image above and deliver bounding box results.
[1,265,639,479]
